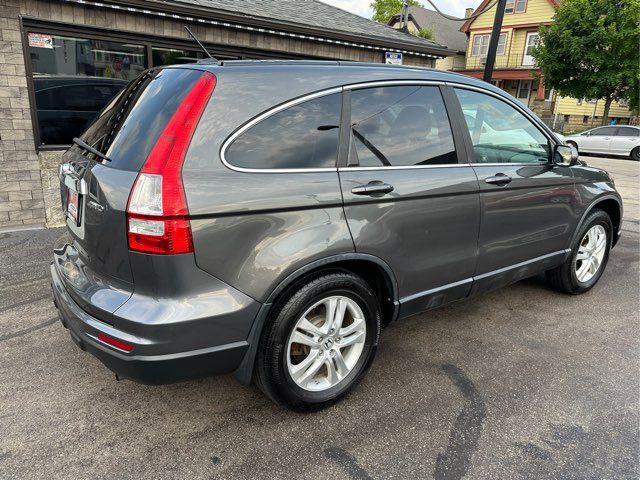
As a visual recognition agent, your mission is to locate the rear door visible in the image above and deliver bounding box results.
[338,84,480,318]
[56,67,207,318]
[612,126,640,155]
[453,87,576,294]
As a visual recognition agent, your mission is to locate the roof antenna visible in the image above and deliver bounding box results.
[184,26,217,62]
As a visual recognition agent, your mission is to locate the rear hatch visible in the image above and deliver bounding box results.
[56,67,211,321]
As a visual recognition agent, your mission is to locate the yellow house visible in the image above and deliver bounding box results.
[455,0,635,131]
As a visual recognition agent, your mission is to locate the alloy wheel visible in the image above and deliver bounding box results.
[575,224,607,283]
[286,295,367,392]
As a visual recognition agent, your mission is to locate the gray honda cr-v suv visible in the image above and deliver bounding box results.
[51,61,623,410]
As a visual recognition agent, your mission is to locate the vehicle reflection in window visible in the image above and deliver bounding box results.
[455,88,550,164]
[28,32,146,146]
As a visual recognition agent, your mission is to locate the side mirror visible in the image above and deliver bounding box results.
[554,144,579,166]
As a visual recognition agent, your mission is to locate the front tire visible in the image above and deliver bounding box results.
[254,272,381,410]
[546,210,612,294]
[631,146,640,161]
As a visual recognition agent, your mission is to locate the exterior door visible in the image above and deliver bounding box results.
[454,88,576,294]
[522,32,539,66]
[612,126,640,155]
[338,85,480,318]
[586,126,618,153]
[516,80,532,105]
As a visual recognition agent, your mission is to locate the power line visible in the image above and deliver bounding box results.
[418,0,499,22]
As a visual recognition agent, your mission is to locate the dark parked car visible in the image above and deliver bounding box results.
[51,61,623,410]
[34,75,127,146]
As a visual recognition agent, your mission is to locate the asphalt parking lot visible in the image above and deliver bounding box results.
[1,156,638,480]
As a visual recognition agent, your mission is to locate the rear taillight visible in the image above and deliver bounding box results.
[126,71,216,255]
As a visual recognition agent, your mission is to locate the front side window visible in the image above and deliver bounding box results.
[225,93,341,170]
[348,86,457,167]
[591,127,618,136]
[455,88,550,164]
[27,32,146,146]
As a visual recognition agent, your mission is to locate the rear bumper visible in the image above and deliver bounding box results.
[51,262,251,384]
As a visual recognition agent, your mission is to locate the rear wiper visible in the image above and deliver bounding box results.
[72,137,111,162]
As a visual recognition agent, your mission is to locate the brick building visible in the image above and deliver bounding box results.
[0,0,454,229]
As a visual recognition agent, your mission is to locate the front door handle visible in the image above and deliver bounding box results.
[485,173,512,186]
[351,181,394,196]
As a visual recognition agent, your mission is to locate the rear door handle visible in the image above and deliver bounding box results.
[351,181,394,196]
[484,173,512,186]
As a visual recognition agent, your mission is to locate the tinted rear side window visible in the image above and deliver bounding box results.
[225,93,341,170]
[618,127,639,137]
[78,68,204,171]
[349,86,457,167]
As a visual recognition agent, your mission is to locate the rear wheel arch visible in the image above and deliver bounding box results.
[233,254,399,385]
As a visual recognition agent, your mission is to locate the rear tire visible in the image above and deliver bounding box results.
[254,272,381,411]
[546,210,612,294]
[631,146,640,161]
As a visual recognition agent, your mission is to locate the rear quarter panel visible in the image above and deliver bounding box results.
[183,66,357,301]
[187,170,353,301]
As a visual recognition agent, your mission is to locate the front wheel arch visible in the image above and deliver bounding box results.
[571,196,622,248]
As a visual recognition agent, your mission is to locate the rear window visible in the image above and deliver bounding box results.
[77,68,204,171]
[224,93,341,170]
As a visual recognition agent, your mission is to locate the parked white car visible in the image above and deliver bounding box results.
[558,125,640,160]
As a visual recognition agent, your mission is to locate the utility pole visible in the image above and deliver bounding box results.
[483,0,508,82]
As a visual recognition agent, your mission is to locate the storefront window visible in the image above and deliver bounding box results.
[152,47,206,66]
[27,32,146,146]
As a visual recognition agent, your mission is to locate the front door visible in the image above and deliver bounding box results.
[522,32,539,66]
[454,88,576,294]
[586,126,618,153]
[338,84,480,318]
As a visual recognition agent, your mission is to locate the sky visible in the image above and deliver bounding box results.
[320,0,479,20]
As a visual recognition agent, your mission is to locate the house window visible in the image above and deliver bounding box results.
[27,32,146,146]
[505,0,527,13]
[583,115,589,123]
[471,33,507,56]
[577,98,583,105]
[544,87,554,101]
[517,80,532,100]
[563,115,570,123]
[588,99,598,104]
[619,98,629,107]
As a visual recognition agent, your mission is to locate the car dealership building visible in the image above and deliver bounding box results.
[0,0,454,229]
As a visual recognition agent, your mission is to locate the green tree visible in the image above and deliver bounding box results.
[416,27,434,40]
[533,0,640,125]
[370,0,421,24]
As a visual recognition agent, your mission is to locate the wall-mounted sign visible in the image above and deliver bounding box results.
[28,33,53,49]
[385,52,402,65]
